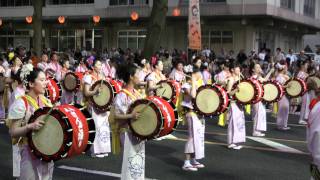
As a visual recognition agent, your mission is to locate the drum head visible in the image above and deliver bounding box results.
[64,74,78,91]
[263,83,278,102]
[130,103,158,137]
[92,83,111,106]
[32,115,64,156]
[286,80,302,97]
[235,82,254,103]
[156,82,173,100]
[196,88,220,114]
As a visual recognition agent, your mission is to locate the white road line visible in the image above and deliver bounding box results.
[57,165,157,180]
[245,121,306,127]
[247,136,305,154]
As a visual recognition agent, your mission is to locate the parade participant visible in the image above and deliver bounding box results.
[37,54,49,71]
[75,58,88,105]
[60,59,74,105]
[214,60,231,127]
[226,62,246,150]
[102,58,117,79]
[48,52,62,81]
[182,57,205,171]
[137,58,151,82]
[0,64,7,120]
[146,60,166,96]
[307,86,320,180]
[83,60,111,158]
[8,65,54,180]
[112,63,145,180]
[296,60,310,125]
[275,61,291,130]
[214,60,231,87]
[169,60,186,83]
[8,69,25,179]
[250,62,274,136]
[76,58,88,73]
[200,62,212,85]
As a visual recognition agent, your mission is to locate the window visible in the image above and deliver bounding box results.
[201,30,233,51]
[49,29,102,52]
[109,0,148,6]
[0,29,32,50]
[304,0,315,17]
[47,0,94,5]
[0,0,32,6]
[280,0,295,11]
[117,30,146,50]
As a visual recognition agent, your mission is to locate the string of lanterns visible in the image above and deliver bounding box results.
[0,8,182,27]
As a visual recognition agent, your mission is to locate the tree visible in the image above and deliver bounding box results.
[32,0,43,57]
[143,0,168,60]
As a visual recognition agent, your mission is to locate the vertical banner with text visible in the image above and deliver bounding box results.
[188,0,201,50]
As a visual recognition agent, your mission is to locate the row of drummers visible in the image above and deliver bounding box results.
[33,65,320,163]
[28,70,180,163]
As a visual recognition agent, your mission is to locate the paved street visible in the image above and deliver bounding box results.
[0,112,310,180]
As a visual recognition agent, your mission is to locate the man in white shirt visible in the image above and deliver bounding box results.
[286,49,297,66]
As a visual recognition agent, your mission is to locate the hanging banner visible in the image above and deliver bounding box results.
[188,0,201,50]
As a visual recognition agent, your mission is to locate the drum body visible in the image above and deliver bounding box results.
[156,80,181,105]
[63,72,83,92]
[45,78,62,104]
[232,78,264,105]
[89,79,122,113]
[27,104,95,162]
[285,78,307,98]
[194,84,230,116]
[128,96,178,140]
[262,80,284,103]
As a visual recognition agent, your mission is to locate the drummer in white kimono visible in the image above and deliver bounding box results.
[250,62,275,136]
[113,63,146,180]
[83,60,111,158]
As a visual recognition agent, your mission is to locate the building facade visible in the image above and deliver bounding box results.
[0,0,319,53]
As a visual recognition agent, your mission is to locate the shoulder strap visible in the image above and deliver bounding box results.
[20,96,29,111]
[310,98,320,111]
[121,89,139,101]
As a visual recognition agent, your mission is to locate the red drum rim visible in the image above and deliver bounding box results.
[262,80,284,103]
[232,79,257,105]
[27,107,74,162]
[193,84,227,116]
[251,78,264,104]
[156,80,175,103]
[62,72,81,92]
[128,99,162,140]
[45,77,62,104]
[27,104,95,162]
[89,80,115,113]
[284,78,307,98]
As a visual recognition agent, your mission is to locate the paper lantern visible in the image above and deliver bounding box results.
[93,16,100,23]
[131,11,139,21]
[58,16,65,24]
[26,16,33,24]
[173,8,181,17]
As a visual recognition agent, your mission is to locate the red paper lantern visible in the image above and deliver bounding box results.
[26,16,33,24]
[173,8,181,17]
[58,16,65,24]
[131,11,139,21]
[93,15,100,23]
